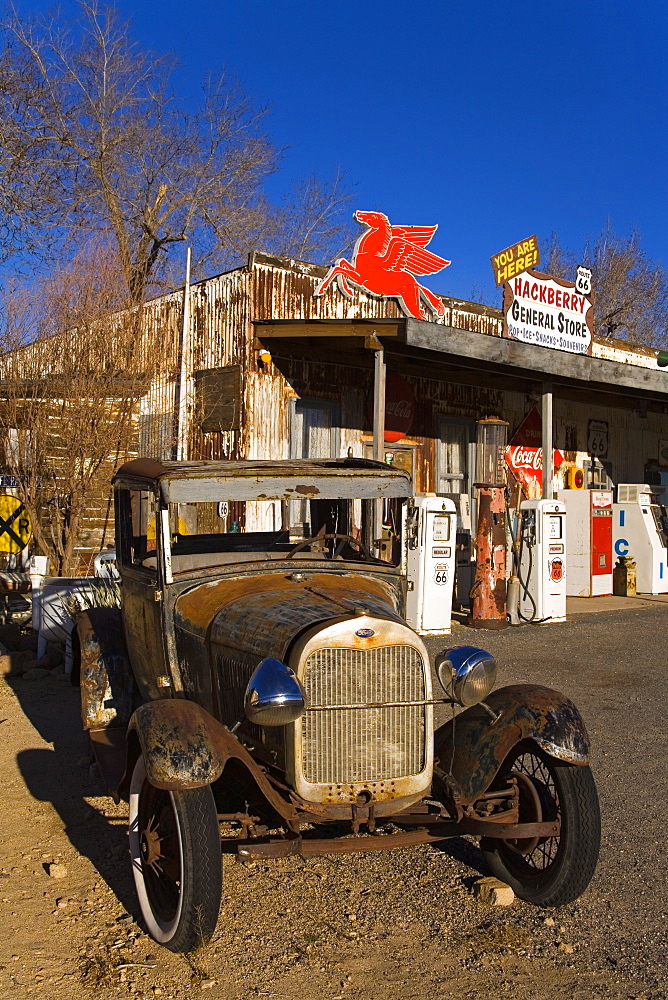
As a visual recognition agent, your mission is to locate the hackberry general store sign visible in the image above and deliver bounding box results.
[503,269,593,356]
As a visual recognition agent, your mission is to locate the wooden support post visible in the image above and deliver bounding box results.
[372,343,386,462]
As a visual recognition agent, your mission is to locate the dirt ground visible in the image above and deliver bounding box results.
[0,607,666,1000]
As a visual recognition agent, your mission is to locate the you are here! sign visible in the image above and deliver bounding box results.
[490,235,540,286]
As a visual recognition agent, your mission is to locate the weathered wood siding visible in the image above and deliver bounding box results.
[137,255,505,470]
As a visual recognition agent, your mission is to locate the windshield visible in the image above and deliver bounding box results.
[159,497,404,571]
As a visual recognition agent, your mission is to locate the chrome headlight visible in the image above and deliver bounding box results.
[244,657,306,726]
[435,646,497,708]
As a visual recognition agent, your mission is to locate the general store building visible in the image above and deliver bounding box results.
[124,251,668,598]
[6,251,668,581]
[140,252,668,492]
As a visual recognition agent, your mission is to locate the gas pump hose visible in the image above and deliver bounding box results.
[505,495,551,626]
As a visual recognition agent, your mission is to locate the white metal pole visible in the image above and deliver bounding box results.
[372,344,386,547]
[174,247,192,461]
[542,381,553,499]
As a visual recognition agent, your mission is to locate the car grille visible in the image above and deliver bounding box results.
[301,644,426,784]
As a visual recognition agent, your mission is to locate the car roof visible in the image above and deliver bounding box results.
[113,458,413,502]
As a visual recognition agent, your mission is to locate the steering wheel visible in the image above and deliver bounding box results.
[285,533,375,562]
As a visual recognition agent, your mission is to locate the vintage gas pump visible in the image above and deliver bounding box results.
[516,499,567,622]
[470,418,508,629]
[403,494,457,635]
[613,485,668,594]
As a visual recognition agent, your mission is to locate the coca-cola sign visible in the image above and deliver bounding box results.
[505,407,563,495]
[367,374,416,443]
[386,397,414,421]
[508,445,545,470]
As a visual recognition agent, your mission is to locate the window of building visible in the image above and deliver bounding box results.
[290,399,340,459]
[437,416,474,498]
[584,458,614,490]
[4,428,33,468]
[289,399,340,536]
[194,366,242,433]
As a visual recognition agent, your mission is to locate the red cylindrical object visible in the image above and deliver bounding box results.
[469,486,508,629]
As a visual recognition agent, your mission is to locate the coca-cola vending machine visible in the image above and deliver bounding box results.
[556,489,613,596]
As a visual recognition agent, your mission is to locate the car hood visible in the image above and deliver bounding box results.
[174,572,404,660]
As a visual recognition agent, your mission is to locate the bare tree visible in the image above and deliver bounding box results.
[269,170,357,263]
[0,1,354,299]
[543,223,668,345]
[0,242,163,575]
[542,232,578,285]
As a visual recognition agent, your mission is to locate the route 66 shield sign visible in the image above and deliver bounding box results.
[588,419,608,457]
[550,558,564,582]
[576,266,592,296]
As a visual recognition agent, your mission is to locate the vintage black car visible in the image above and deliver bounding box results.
[76,458,600,952]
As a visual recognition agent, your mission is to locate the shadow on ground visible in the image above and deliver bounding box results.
[8,672,139,916]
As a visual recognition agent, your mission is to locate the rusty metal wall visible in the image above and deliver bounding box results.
[243,352,511,495]
[136,255,505,477]
[137,256,664,494]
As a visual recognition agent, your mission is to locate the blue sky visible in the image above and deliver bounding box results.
[13,0,668,306]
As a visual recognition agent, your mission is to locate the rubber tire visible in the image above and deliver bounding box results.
[128,756,222,952]
[480,739,601,907]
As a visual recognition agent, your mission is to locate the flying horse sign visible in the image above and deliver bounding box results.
[316,211,450,320]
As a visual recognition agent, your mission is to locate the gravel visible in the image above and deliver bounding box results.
[0,605,666,1000]
[423,604,668,998]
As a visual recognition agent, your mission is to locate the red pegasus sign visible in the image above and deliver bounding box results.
[316,210,450,321]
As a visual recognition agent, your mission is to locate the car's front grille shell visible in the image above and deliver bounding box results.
[300,644,427,784]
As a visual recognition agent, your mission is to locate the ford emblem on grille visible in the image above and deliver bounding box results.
[355,628,375,638]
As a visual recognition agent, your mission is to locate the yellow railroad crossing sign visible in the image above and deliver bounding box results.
[0,495,32,552]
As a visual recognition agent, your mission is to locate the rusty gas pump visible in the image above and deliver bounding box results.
[469,418,509,629]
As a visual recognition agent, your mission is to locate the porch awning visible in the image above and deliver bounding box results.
[254,318,668,406]
[404,319,668,404]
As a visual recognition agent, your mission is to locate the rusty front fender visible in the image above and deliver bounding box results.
[78,608,140,730]
[127,699,300,824]
[434,684,591,806]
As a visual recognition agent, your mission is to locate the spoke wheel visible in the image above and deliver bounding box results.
[480,739,600,907]
[128,757,222,952]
